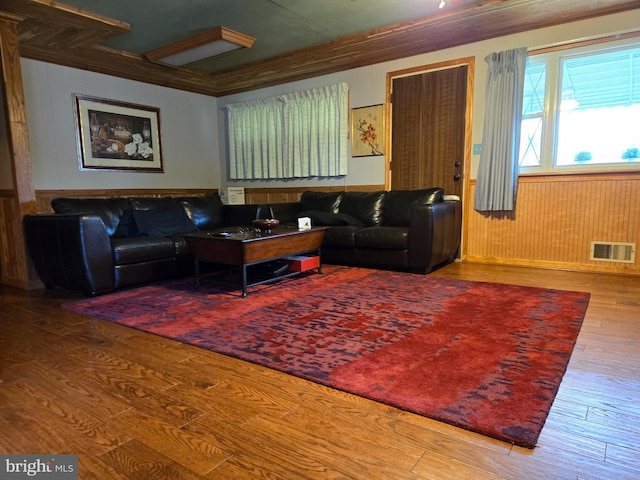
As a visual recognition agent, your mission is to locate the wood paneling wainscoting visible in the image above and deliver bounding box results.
[242,185,385,205]
[464,173,640,276]
[0,192,33,289]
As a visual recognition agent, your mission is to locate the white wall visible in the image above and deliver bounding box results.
[19,10,640,192]
[217,67,389,189]
[22,60,220,190]
[217,10,640,187]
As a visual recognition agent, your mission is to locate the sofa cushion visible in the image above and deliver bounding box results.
[177,195,224,230]
[323,226,361,248]
[298,211,364,227]
[300,191,343,213]
[111,236,177,265]
[51,197,129,237]
[132,204,198,236]
[355,226,409,249]
[338,191,385,226]
[116,208,139,237]
[382,188,444,226]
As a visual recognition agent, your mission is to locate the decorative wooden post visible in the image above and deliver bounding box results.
[0,14,39,289]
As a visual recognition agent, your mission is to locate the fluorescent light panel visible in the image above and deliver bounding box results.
[145,26,255,67]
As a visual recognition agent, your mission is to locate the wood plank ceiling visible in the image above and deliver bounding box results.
[2,0,639,97]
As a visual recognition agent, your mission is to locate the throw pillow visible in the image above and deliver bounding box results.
[300,191,343,213]
[177,195,224,230]
[338,191,385,226]
[132,204,198,236]
[116,208,139,237]
[383,188,445,226]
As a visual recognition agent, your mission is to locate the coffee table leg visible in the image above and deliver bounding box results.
[194,259,201,288]
[242,265,248,297]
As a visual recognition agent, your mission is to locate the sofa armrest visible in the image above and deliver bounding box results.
[408,200,461,273]
[24,214,115,296]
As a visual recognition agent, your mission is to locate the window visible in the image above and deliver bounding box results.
[519,38,640,173]
[225,83,349,180]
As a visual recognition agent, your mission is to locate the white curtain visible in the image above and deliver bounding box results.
[280,83,349,177]
[226,82,349,179]
[226,98,284,179]
[474,47,527,212]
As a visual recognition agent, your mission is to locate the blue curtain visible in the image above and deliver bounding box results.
[474,47,527,212]
[226,83,349,179]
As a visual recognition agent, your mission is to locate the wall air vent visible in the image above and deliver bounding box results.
[590,242,636,263]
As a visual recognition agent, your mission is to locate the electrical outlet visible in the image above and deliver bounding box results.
[473,144,482,155]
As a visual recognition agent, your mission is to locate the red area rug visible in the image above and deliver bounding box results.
[63,265,589,448]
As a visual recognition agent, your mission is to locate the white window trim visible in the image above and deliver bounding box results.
[519,31,640,176]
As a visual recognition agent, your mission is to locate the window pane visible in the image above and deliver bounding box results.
[555,46,640,166]
[520,60,546,167]
[522,61,546,116]
[519,116,543,167]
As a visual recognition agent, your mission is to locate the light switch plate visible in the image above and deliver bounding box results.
[473,144,482,155]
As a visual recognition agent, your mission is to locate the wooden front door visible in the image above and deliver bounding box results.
[390,64,468,199]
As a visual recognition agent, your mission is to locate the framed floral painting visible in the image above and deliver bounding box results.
[351,104,385,157]
[73,94,163,172]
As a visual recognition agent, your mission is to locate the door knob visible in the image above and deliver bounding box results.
[453,174,461,181]
[454,161,461,168]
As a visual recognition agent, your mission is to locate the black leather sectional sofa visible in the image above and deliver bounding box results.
[23,188,461,296]
[271,188,461,273]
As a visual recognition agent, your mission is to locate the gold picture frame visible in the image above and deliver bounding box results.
[351,104,385,157]
[73,94,163,172]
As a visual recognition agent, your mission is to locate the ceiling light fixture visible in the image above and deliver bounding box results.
[145,26,255,67]
[439,0,446,8]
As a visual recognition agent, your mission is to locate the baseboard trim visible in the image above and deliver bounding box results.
[463,256,640,277]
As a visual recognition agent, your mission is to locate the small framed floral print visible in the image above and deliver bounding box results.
[351,104,385,157]
[73,94,163,172]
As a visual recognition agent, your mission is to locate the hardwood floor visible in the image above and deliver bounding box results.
[1,262,639,479]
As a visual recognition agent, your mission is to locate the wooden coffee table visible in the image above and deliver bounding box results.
[184,226,327,297]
